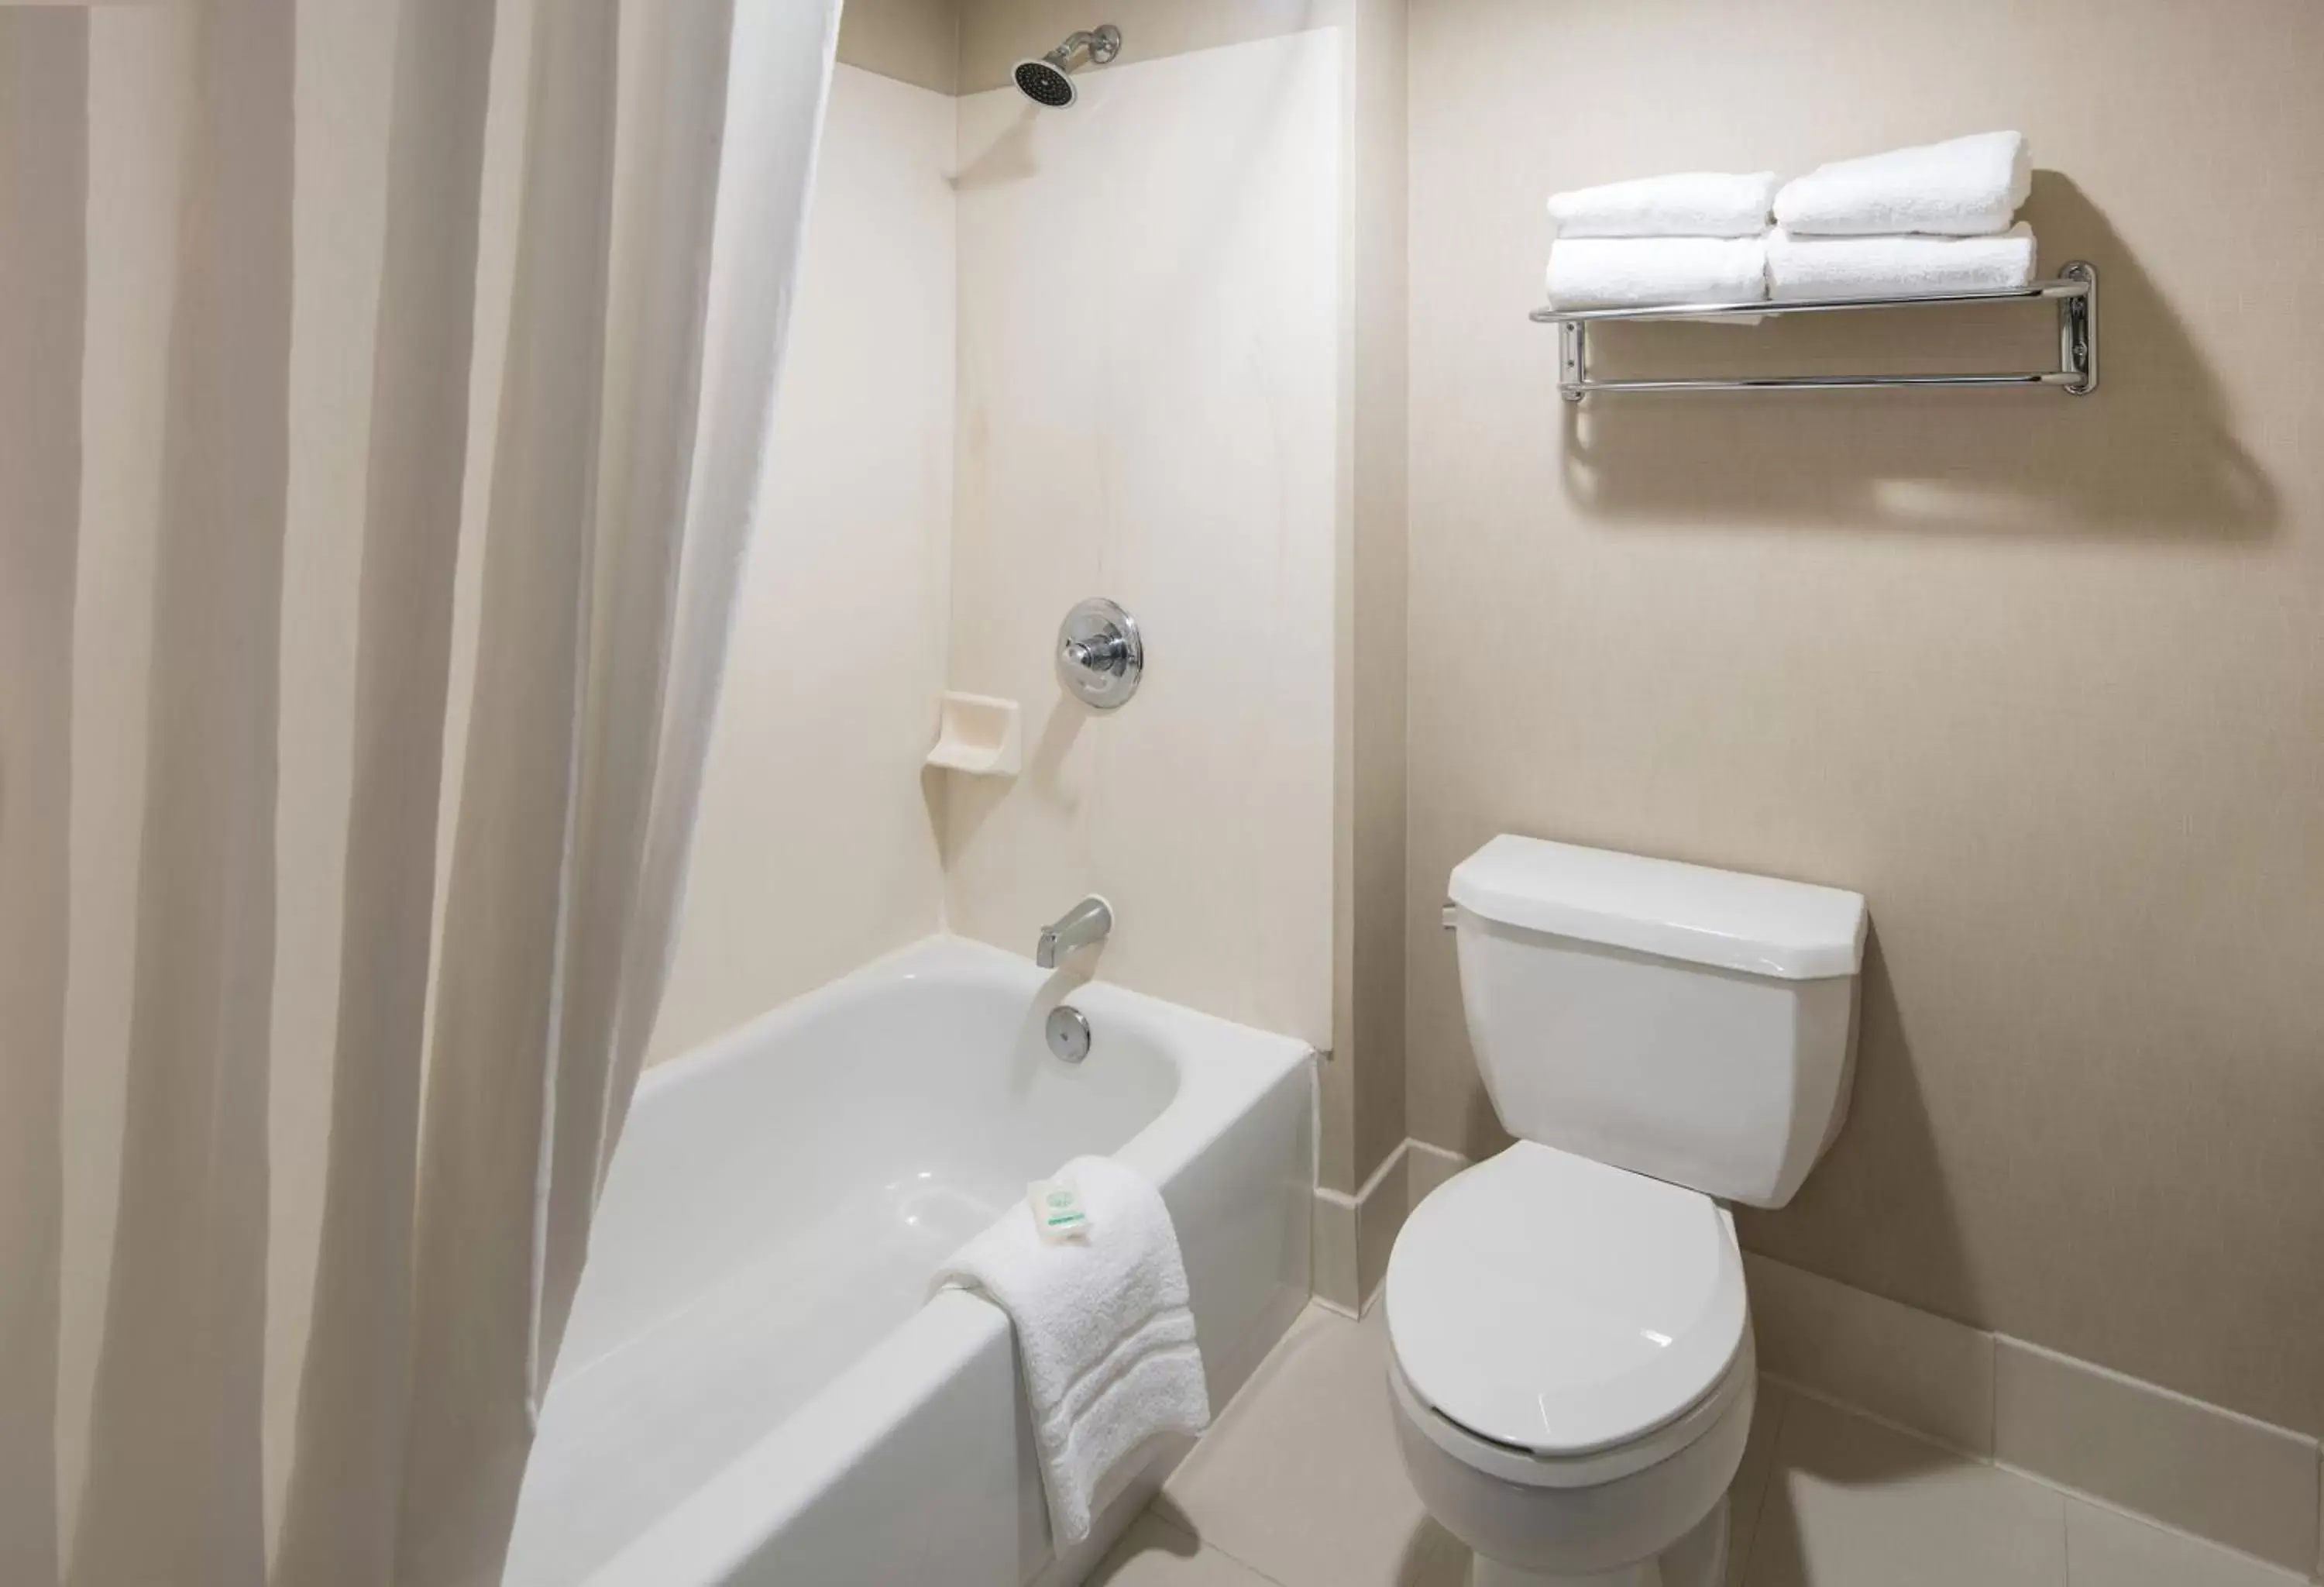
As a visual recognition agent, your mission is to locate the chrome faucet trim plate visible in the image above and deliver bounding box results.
[1056,598,1143,710]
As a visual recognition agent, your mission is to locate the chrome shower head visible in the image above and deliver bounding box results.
[1012,24,1121,108]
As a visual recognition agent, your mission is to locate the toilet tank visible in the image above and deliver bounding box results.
[1449,836,1867,1208]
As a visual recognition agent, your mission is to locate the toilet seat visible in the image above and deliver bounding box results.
[1390,1333,1755,1492]
[1384,1141,1748,1472]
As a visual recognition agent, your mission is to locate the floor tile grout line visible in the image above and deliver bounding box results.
[1730,1386,1790,1587]
[1144,1303,1363,1587]
[1130,1506,1296,1586]
[1206,1531,1298,1587]
[1183,1303,1345,1454]
[2061,1485,2076,1587]
[1157,1504,1301,1587]
[2002,1464,2319,1583]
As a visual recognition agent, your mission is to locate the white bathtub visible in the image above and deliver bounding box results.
[503,935,1315,1587]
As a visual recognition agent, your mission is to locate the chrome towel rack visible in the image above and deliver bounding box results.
[1532,260,2096,401]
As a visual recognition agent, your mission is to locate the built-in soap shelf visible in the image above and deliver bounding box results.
[926,692,1022,777]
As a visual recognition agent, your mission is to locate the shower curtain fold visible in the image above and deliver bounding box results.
[395,0,630,1572]
[270,2,498,1582]
[64,5,293,1582]
[0,1,841,1582]
[0,13,88,1587]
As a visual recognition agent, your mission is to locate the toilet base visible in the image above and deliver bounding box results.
[1468,1497,1725,1587]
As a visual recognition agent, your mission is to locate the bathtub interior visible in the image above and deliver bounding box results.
[507,945,1186,1582]
[566,954,1178,1368]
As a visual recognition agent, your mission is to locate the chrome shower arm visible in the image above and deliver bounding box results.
[1046,26,1122,67]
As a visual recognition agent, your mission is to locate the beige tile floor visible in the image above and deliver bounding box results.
[1092,1303,2311,1587]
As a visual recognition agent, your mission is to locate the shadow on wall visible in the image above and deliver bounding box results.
[1732,928,1977,1329]
[951,105,1041,192]
[1559,174,2278,542]
[1442,930,1975,1328]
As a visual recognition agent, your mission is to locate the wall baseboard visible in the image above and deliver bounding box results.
[1404,1138,1466,1210]
[1344,1142,2323,1578]
[1312,1139,1415,1316]
[1989,1332,2321,1577]
[1747,1251,2322,1575]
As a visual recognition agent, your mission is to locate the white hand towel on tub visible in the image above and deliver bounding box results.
[1547,170,1777,238]
[1545,235,1768,311]
[1774,130,2032,236]
[1767,223,2036,300]
[933,1155,1209,1548]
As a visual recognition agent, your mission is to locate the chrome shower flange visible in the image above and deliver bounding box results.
[1055,597,1143,710]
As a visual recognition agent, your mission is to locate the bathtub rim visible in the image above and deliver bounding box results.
[625,931,1303,1190]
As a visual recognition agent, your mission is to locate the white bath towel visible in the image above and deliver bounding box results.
[1547,170,1777,239]
[1774,130,2032,236]
[1767,223,2037,300]
[1545,235,1768,311]
[933,1155,1209,1547]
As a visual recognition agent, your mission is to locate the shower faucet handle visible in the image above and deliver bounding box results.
[1062,632,1128,671]
[1055,597,1143,711]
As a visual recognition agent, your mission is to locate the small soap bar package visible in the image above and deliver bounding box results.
[1026,1178,1091,1243]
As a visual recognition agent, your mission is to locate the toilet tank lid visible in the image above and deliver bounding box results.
[1449,835,1867,981]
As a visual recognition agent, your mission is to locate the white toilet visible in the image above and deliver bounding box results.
[1385,835,1867,1587]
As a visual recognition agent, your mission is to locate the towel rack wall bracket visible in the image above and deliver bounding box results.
[1538,259,2098,401]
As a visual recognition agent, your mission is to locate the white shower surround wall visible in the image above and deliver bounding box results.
[942,29,1346,1052]
[659,29,1346,1076]
[504,937,1314,1586]
[656,62,959,1062]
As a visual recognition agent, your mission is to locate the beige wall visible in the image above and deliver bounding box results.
[837,0,957,95]
[957,0,1338,95]
[1406,0,2324,1434]
[1339,0,1408,1194]
[654,64,958,1059]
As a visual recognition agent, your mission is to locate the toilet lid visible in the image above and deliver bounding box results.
[1384,1141,1747,1458]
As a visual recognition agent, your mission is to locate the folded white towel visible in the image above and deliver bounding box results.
[933,1156,1209,1547]
[1766,223,2036,300]
[1547,170,1777,239]
[1774,131,2031,236]
[1545,236,1768,311]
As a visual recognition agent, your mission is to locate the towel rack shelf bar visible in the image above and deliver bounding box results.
[1535,260,2096,401]
[1563,370,2084,394]
[1528,272,2092,325]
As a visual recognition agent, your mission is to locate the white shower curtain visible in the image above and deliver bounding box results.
[0,2,839,1582]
